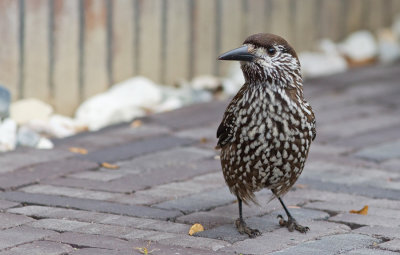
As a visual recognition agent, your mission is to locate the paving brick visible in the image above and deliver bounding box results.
[154,187,235,214]
[75,135,195,163]
[143,100,226,130]
[28,219,91,232]
[69,248,120,255]
[317,113,400,139]
[0,159,98,190]
[354,226,400,239]
[20,184,122,201]
[0,191,182,220]
[0,200,19,210]
[354,140,400,162]
[42,177,131,193]
[305,201,400,219]
[221,221,350,254]
[8,205,111,223]
[0,148,73,174]
[0,226,57,250]
[332,124,400,150]
[155,234,231,252]
[55,123,170,151]
[116,146,215,172]
[289,188,400,210]
[43,158,220,194]
[0,213,34,230]
[0,240,74,255]
[9,205,191,234]
[47,231,141,250]
[126,172,226,205]
[50,232,222,255]
[343,248,400,255]
[297,178,400,201]
[174,126,217,140]
[69,170,125,182]
[381,158,400,172]
[270,234,380,255]
[302,161,400,187]
[378,239,400,252]
[195,208,329,243]
[329,213,399,228]
[177,190,310,229]
[100,215,190,234]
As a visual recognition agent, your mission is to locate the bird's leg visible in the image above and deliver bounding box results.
[235,197,261,238]
[277,197,309,233]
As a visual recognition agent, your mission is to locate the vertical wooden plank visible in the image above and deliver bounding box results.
[368,0,384,32]
[164,0,190,85]
[83,0,108,99]
[0,0,19,100]
[112,0,135,84]
[246,0,266,36]
[270,0,292,43]
[219,0,243,77]
[24,0,49,101]
[320,0,342,41]
[138,0,162,83]
[52,0,80,115]
[294,0,316,51]
[346,0,363,33]
[391,0,400,20]
[193,0,217,77]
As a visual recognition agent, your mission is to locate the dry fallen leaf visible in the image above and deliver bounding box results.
[131,120,142,128]
[134,241,159,255]
[101,162,119,169]
[189,223,204,236]
[350,205,368,215]
[295,184,308,189]
[69,147,88,155]
[200,137,208,144]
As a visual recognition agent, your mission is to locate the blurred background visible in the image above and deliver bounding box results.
[0,0,400,151]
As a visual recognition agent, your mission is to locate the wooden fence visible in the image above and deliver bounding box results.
[0,0,399,115]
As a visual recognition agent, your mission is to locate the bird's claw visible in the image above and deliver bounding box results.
[277,214,309,233]
[235,218,261,238]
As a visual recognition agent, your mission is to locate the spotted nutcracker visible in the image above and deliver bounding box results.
[216,33,316,237]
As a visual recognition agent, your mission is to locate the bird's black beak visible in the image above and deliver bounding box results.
[218,45,255,62]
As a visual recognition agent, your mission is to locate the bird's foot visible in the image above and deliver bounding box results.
[277,215,309,233]
[235,218,261,238]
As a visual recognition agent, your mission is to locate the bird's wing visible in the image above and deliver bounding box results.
[216,84,248,149]
[216,109,236,149]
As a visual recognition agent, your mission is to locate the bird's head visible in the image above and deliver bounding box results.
[218,33,301,88]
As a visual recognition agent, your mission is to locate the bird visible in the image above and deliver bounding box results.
[216,33,316,237]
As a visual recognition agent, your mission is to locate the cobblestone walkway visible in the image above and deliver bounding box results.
[1,63,400,254]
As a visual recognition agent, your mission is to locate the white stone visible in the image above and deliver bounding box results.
[319,39,340,55]
[190,75,221,91]
[392,14,400,40]
[37,137,54,149]
[377,28,400,63]
[48,114,87,138]
[0,118,17,152]
[222,78,241,96]
[10,98,53,125]
[153,97,183,113]
[0,85,11,119]
[75,76,162,131]
[299,52,348,78]
[17,126,41,147]
[338,30,378,61]
[226,62,245,87]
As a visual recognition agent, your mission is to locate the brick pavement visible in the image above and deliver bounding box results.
[0,63,400,254]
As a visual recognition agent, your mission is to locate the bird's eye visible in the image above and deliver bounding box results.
[267,47,276,56]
